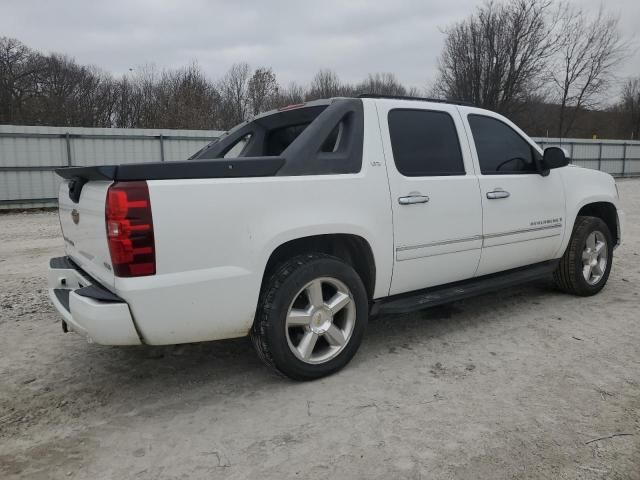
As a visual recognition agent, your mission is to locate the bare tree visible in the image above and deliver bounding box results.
[618,77,640,139]
[550,6,627,137]
[307,69,343,100]
[247,67,279,115]
[154,64,221,129]
[0,37,44,124]
[434,0,559,114]
[113,72,144,128]
[277,81,305,106]
[218,62,251,128]
[36,54,113,126]
[3,23,632,138]
[356,73,407,96]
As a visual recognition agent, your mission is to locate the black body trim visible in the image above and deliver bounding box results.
[372,260,559,316]
[55,157,285,182]
[55,165,116,181]
[195,104,329,159]
[49,256,75,269]
[277,98,364,176]
[50,256,125,303]
[68,177,88,202]
[75,285,123,303]
[55,99,364,184]
[54,289,71,312]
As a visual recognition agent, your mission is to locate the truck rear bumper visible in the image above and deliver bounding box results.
[48,256,142,345]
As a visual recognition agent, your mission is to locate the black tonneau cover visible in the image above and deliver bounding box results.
[55,157,285,181]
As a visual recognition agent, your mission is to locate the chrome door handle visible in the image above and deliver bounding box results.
[398,195,430,205]
[486,190,510,199]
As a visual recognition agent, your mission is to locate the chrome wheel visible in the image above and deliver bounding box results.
[582,231,608,285]
[285,277,356,364]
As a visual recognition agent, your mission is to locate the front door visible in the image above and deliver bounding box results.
[376,101,483,295]
[464,113,565,276]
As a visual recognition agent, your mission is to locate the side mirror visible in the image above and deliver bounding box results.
[540,147,569,174]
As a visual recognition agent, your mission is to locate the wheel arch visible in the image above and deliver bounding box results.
[576,201,619,245]
[261,234,377,300]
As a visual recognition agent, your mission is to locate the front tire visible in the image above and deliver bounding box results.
[251,253,369,380]
[554,216,613,296]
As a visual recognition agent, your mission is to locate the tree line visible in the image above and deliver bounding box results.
[0,37,418,131]
[434,0,638,139]
[1,0,638,138]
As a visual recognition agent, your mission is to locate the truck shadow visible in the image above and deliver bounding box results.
[12,280,562,434]
[69,280,558,387]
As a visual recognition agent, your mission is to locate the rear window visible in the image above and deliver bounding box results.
[265,124,309,156]
[388,109,465,176]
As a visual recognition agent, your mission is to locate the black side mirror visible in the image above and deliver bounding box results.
[540,147,569,175]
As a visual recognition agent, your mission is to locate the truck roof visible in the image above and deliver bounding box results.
[254,95,475,123]
[357,93,475,107]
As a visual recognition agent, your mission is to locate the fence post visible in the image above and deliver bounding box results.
[159,134,165,162]
[622,143,627,177]
[597,142,602,171]
[65,133,72,166]
[569,142,574,160]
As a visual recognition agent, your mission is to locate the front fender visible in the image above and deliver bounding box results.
[557,166,622,256]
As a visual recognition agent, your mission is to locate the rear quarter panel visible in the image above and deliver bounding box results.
[117,101,394,344]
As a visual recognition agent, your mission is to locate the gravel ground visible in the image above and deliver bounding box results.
[1,180,639,480]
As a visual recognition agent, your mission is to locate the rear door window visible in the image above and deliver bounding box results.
[388,109,465,176]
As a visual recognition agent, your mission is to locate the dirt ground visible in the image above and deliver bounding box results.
[1,180,638,480]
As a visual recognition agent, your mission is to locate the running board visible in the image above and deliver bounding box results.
[372,260,559,316]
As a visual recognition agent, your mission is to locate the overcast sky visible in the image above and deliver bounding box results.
[1,0,638,92]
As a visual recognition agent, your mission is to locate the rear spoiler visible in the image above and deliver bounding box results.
[55,157,286,182]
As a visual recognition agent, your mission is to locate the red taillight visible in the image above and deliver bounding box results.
[105,181,155,277]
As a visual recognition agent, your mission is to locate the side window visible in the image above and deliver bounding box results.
[468,115,538,174]
[388,109,465,176]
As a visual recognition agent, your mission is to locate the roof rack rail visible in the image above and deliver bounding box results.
[357,93,476,107]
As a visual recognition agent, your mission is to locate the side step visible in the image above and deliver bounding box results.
[373,260,558,316]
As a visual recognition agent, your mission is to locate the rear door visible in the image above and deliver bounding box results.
[462,111,565,276]
[376,101,483,295]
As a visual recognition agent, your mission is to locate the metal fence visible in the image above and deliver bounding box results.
[1,125,639,209]
[533,137,640,177]
[0,125,222,209]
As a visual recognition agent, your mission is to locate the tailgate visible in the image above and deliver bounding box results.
[58,180,115,288]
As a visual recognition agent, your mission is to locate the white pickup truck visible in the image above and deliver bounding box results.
[48,95,624,380]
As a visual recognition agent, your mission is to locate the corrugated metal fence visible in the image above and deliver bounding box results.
[1,125,639,209]
[534,137,640,178]
[0,125,222,209]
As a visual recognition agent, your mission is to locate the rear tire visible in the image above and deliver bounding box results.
[251,253,368,380]
[554,216,613,296]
